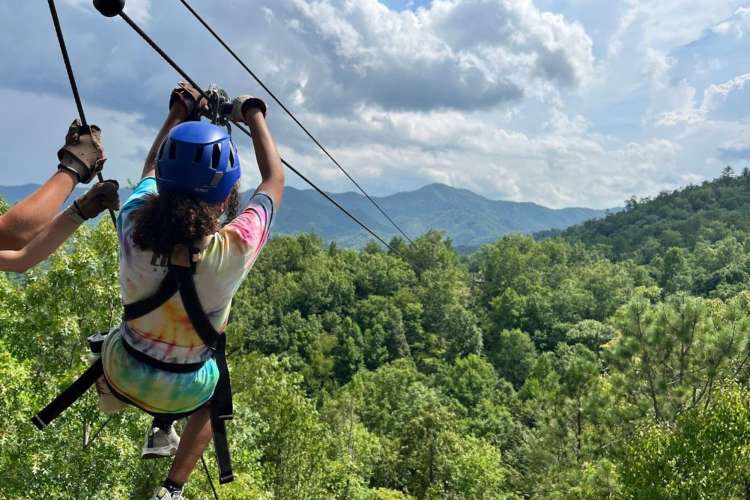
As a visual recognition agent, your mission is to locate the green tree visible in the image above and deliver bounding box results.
[485,329,537,389]
[622,384,750,499]
[608,289,750,423]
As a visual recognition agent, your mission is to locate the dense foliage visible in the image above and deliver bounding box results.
[4,173,750,498]
[564,167,750,262]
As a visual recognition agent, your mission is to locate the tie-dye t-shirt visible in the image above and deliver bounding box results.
[102,177,274,414]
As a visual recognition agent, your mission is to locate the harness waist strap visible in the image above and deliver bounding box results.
[121,339,207,373]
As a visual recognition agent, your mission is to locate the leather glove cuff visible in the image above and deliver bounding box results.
[63,202,86,224]
[169,80,208,121]
[58,151,104,184]
[230,95,267,123]
[241,97,267,118]
[57,121,106,184]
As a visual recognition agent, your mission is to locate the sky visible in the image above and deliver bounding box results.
[1,0,749,209]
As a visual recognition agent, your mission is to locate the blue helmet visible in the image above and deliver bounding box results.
[156,121,241,203]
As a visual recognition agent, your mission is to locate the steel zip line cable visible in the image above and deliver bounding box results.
[115,11,399,255]
[176,0,414,244]
[47,0,117,226]
[201,455,220,500]
[44,0,118,466]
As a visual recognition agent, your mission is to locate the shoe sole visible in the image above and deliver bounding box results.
[141,447,179,460]
[141,453,174,460]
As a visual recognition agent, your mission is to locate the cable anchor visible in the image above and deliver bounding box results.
[93,0,125,17]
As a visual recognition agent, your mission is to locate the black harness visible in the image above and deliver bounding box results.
[31,246,235,484]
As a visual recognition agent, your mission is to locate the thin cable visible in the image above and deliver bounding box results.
[177,0,413,244]
[224,124,398,253]
[277,157,397,252]
[119,13,207,100]
[201,455,220,500]
[47,0,116,226]
[48,0,86,124]
[83,415,114,449]
[118,11,398,254]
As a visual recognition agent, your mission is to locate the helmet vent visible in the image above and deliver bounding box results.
[168,141,177,160]
[211,144,222,169]
[229,148,235,168]
[193,145,204,163]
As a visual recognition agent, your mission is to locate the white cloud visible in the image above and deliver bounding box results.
[277,104,682,208]
[609,0,745,50]
[713,6,750,37]
[261,0,594,112]
[2,0,750,211]
[655,73,750,126]
[702,73,750,112]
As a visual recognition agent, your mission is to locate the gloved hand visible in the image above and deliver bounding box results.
[57,119,106,184]
[65,180,120,223]
[230,95,267,124]
[169,80,209,121]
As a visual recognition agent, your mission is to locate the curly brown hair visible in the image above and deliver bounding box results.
[131,185,239,255]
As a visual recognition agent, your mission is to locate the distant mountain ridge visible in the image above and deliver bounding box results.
[273,183,611,247]
[0,183,611,248]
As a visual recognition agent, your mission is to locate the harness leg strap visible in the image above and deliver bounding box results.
[212,335,233,419]
[210,336,234,483]
[32,358,104,430]
[211,411,234,484]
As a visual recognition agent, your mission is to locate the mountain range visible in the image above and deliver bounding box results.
[0,183,611,248]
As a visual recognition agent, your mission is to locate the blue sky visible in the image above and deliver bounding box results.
[380,0,432,10]
[1,0,750,208]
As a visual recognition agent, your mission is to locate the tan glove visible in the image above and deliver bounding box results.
[57,119,106,184]
[230,95,267,124]
[169,80,209,121]
[65,180,120,223]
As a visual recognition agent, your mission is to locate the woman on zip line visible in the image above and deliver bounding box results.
[99,81,284,500]
[0,120,119,272]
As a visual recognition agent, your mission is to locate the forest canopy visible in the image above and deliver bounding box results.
[4,172,750,498]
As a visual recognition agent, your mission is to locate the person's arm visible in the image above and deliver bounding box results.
[232,97,284,208]
[0,119,107,251]
[0,181,119,273]
[0,210,80,273]
[142,105,188,179]
[0,170,77,250]
[142,81,207,179]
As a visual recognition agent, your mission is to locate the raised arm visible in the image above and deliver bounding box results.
[0,119,105,250]
[142,107,186,179]
[0,181,119,272]
[142,81,208,179]
[231,96,285,208]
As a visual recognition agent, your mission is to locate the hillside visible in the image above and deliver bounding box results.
[562,169,750,262]
[6,191,750,497]
[0,182,609,247]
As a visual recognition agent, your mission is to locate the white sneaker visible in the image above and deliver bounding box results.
[142,423,180,459]
[150,486,185,500]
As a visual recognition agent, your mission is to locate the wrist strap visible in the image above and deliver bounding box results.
[58,152,86,182]
[241,97,267,118]
[63,202,85,224]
